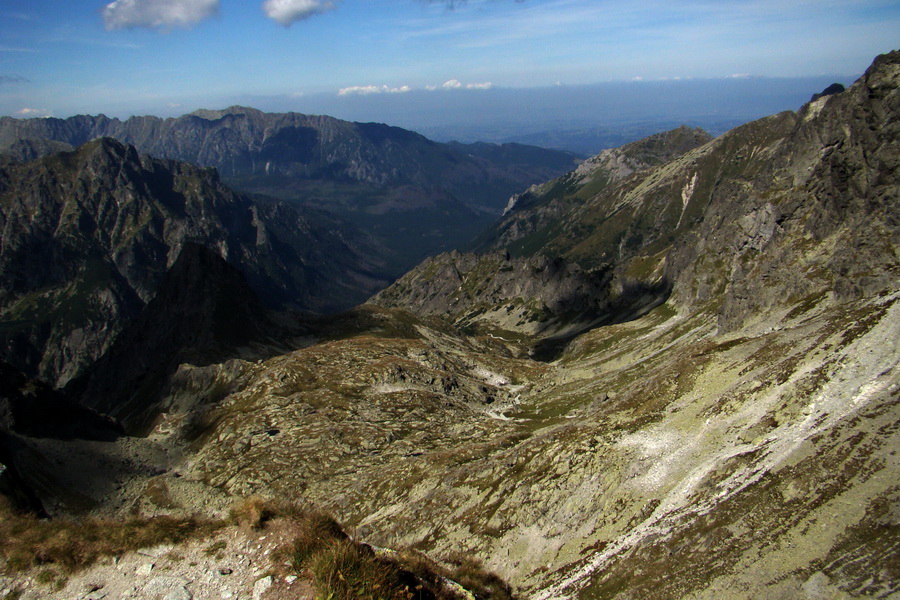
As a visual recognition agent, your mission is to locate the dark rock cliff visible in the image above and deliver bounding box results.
[67,243,277,432]
[0,138,387,386]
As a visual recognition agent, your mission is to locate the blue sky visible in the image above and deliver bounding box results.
[0,0,898,120]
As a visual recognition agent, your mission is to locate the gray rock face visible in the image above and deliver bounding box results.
[667,50,899,330]
[476,125,712,253]
[370,250,620,343]
[0,138,387,386]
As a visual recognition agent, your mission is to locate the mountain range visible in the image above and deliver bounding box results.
[0,107,580,274]
[0,51,897,600]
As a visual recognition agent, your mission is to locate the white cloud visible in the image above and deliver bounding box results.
[102,0,219,31]
[338,84,412,96]
[16,108,52,118]
[338,85,381,96]
[428,79,492,90]
[262,0,337,26]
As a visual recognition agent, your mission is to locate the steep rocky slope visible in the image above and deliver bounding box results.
[183,52,898,597]
[370,251,613,342]
[67,243,286,433]
[0,107,581,273]
[379,54,898,345]
[471,125,712,254]
[371,126,713,345]
[0,138,387,386]
[1,52,898,600]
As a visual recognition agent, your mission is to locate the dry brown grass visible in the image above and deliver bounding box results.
[228,495,276,530]
[306,539,416,600]
[0,496,220,577]
[0,495,513,599]
[273,502,514,599]
[443,552,515,600]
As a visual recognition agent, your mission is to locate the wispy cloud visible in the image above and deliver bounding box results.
[338,84,412,96]
[0,75,30,85]
[42,27,144,49]
[4,12,36,21]
[398,0,611,47]
[16,108,53,118]
[0,46,38,53]
[102,0,220,31]
[262,0,338,26]
[424,79,493,90]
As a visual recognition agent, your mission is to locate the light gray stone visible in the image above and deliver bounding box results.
[252,575,273,600]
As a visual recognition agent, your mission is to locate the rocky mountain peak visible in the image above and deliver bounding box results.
[189,106,265,120]
[65,137,151,182]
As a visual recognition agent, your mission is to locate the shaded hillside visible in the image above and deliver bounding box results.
[0,107,580,273]
[0,362,121,442]
[472,125,712,253]
[375,126,713,344]
[371,251,620,348]
[0,138,387,386]
[67,243,280,433]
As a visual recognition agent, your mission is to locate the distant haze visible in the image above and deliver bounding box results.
[241,74,854,154]
[2,0,896,145]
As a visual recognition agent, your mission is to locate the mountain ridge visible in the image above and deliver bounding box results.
[0,107,582,274]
